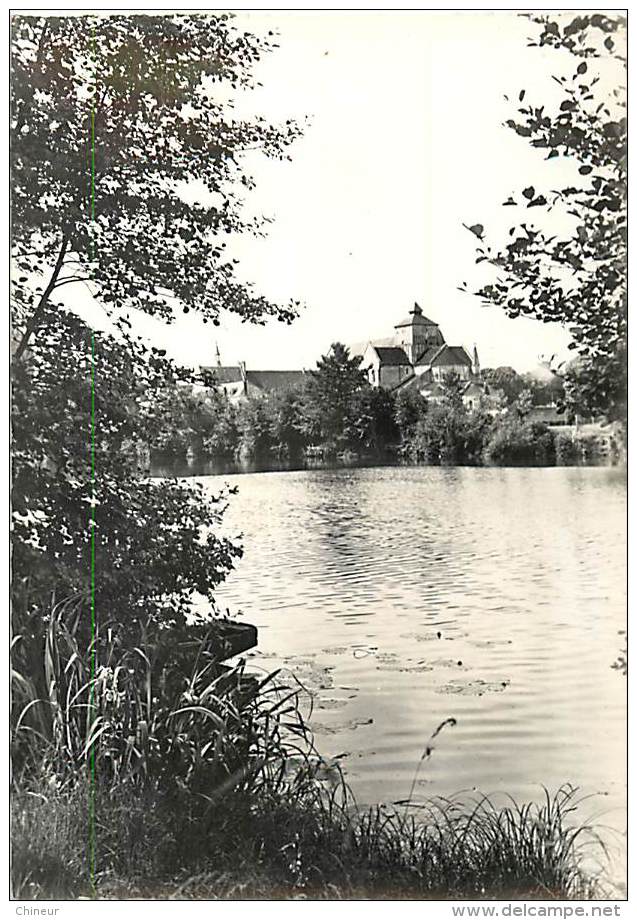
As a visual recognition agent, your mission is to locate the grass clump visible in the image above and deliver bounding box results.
[12,598,605,900]
[12,780,603,900]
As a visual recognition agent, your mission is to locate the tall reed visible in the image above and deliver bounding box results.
[11,596,606,900]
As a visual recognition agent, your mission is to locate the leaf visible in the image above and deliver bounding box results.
[519,89,525,101]
[577,62,587,75]
[169,706,225,729]
[463,223,484,240]
[579,165,592,175]
[522,187,535,200]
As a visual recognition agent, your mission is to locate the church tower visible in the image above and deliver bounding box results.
[393,303,444,364]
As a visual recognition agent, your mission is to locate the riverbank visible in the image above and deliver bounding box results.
[12,757,603,900]
[148,369,625,474]
[11,605,608,901]
[148,420,625,478]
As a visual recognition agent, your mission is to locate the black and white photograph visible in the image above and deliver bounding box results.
[9,7,628,908]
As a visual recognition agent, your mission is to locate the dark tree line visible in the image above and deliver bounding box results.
[153,343,619,468]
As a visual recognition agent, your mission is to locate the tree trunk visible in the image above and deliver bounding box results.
[13,235,68,362]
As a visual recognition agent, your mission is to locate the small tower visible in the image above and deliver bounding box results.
[215,342,222,367]
[393,303,444,364]
[472,343,481,379]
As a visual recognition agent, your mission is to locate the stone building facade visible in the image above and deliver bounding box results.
[353,303,479,398]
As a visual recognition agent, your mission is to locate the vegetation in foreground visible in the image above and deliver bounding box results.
[12,780,602,900]
[12,602,605,901]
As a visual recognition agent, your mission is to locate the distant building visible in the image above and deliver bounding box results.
[461,380,486,412]
[353,303,483,402]
[201,303,488,407]
[200,360,306,403]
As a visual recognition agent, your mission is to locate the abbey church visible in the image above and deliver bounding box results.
[203,303,483,406]
[351,303,480,399]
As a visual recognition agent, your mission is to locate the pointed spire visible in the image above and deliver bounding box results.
[472,343,480,378]
[215,342,221,367]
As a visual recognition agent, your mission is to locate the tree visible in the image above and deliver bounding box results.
[438,371,466,411]
[462,13,626,421]
[11,14,302,359]
[520,369,565,406]
[200,392,240,458]
[12,308,241,645]
[237,398,274,458]
[11,14,301,640]
[483,417,555,466]
[394,388,428,443]
[346,386,398,455]
[482,366,526,405]
[303,343,370,451]
[513,388,534,420]
[269,389,308,459]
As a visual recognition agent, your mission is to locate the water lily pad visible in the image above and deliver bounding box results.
[436,679,509,696]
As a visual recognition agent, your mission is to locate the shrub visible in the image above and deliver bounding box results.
[554,431,580,465]
[403,404,491,466]
[483,418,555,466]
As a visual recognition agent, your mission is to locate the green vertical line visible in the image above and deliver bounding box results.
[89,333,97,891]
[90,24,96,261]
[88,18,97,894]
[91,109,95,224]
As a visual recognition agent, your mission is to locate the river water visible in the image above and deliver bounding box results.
[164,463,627,891]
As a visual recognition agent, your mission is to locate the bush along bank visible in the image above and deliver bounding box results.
[12,599,606,900]
[149,352,624,469]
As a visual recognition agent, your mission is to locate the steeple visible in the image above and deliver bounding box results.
[472,343,480,378]
[215,342,222,367]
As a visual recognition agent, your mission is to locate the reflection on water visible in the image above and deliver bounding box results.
[151,453,305,478]
[184,465,626,890]
[150,452,389,479]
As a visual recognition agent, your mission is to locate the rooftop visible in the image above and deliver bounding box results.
[201,365,242,384]
[201,366,306,394]
[372,345,412,366]
[430,345,472,368]
[394,302,439,329]
[246,370,306,393]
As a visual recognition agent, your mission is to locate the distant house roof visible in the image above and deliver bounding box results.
[246,370,306,394]
[200,366,305,395]
[394,302,439,329]
[201,365,242,384]
[430,345,472,368]
[462,381,485,396]
[372,346,411,366]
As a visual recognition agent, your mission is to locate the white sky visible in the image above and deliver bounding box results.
[63,10,622,373]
